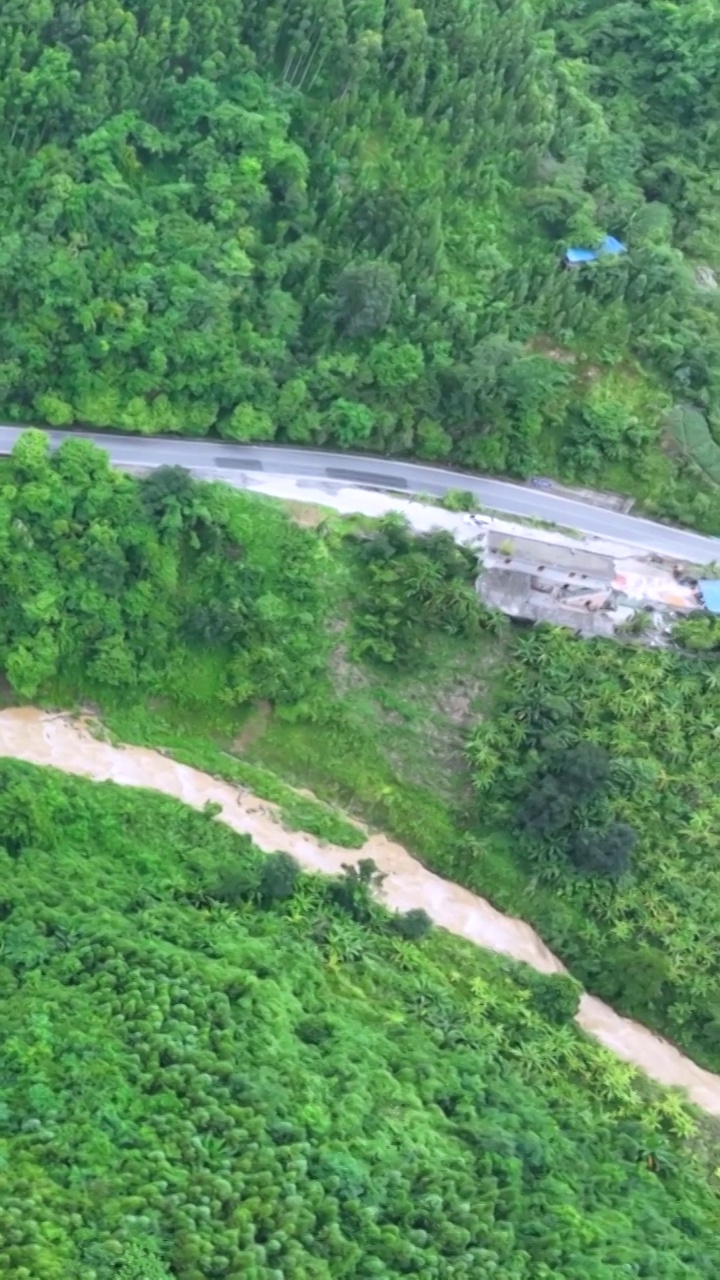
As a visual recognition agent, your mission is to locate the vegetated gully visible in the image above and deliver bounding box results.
[4,707,720,1117]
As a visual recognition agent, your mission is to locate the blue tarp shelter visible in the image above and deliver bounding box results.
[566,246,598,264]
[698,580,720,614]
[565,235,627,265]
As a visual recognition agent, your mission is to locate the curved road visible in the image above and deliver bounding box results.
[1,425,719,564]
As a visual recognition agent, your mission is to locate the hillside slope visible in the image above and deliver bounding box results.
[3,431,720,1075]
[1,760,720,1279]
[1,2,720,526]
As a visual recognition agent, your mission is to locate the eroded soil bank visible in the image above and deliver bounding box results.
[3,707,720,1116]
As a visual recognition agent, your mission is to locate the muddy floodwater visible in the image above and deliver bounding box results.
[3,706,720,1117]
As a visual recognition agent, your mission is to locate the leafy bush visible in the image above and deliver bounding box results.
[347,515,485,666]
[517,741,630,877]
[117,1243,175,1280]
[329,859,385,923]
[568,823,637,878]
[213,862,263,906]
[519,777,574,836]
[257,851,301,907]
[441,489,478,512]
[672,614,720,651]
[550,743,611,799]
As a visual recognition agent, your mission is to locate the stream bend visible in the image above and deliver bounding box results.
[2,707,720,1117]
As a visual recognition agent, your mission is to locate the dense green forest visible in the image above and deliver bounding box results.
[2,761,720,1280]
[0,429,488,706]
[2,1,720,527]
[0,428,331,704]
[467,627,720,1072]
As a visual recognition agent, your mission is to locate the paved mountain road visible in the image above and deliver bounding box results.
[1,425,719,564]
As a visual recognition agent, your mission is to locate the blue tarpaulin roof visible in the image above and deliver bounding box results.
[698,580,720,614]
[565,236,627,264]
[566,246,598,263]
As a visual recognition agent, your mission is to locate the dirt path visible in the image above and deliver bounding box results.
[3,706,720,1116]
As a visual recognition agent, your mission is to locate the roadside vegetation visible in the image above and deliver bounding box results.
[2,761,720,1280]
[0,430,332,708]
[2,2,720,528]
[4,433,720,1074]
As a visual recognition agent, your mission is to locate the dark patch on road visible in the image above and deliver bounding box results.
[326,467,407,488]
[214,457,264,470]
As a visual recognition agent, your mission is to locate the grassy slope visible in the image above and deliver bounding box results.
[90,616,720,1077]
[8,476,718,1075]
[89,626,498,872]
[244,628,720,1077]
[1,762,720,1280]
[236,637,600,1017]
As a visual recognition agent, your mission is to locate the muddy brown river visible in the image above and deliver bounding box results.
[2,706,720,1116]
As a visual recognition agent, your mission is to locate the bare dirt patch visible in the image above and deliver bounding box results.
[528,335,578,363]
[232,700,273,753]
[329,640,370,696]
[281,500,332,529]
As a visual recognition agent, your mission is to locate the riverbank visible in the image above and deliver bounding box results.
[2,706,720,1116]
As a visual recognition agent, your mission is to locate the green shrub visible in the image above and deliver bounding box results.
[526,972,582,1025]
[441,489,478,512]
[392,907,434,940]
[257,852,301,907]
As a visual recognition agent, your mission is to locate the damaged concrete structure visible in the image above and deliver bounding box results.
[482,530,622,637]
[474,521,703,640]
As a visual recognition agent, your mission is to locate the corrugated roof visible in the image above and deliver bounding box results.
[698,580,720,614]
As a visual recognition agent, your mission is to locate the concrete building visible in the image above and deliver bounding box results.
[486,530,615,585]
[478,523,700,640]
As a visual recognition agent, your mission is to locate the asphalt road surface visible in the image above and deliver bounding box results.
[1,424,719,565]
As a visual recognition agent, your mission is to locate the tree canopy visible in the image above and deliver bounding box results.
[1,1,720,527]
[468,625,720,1070]
[1,762,719,1279]
[0,431,330,706]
